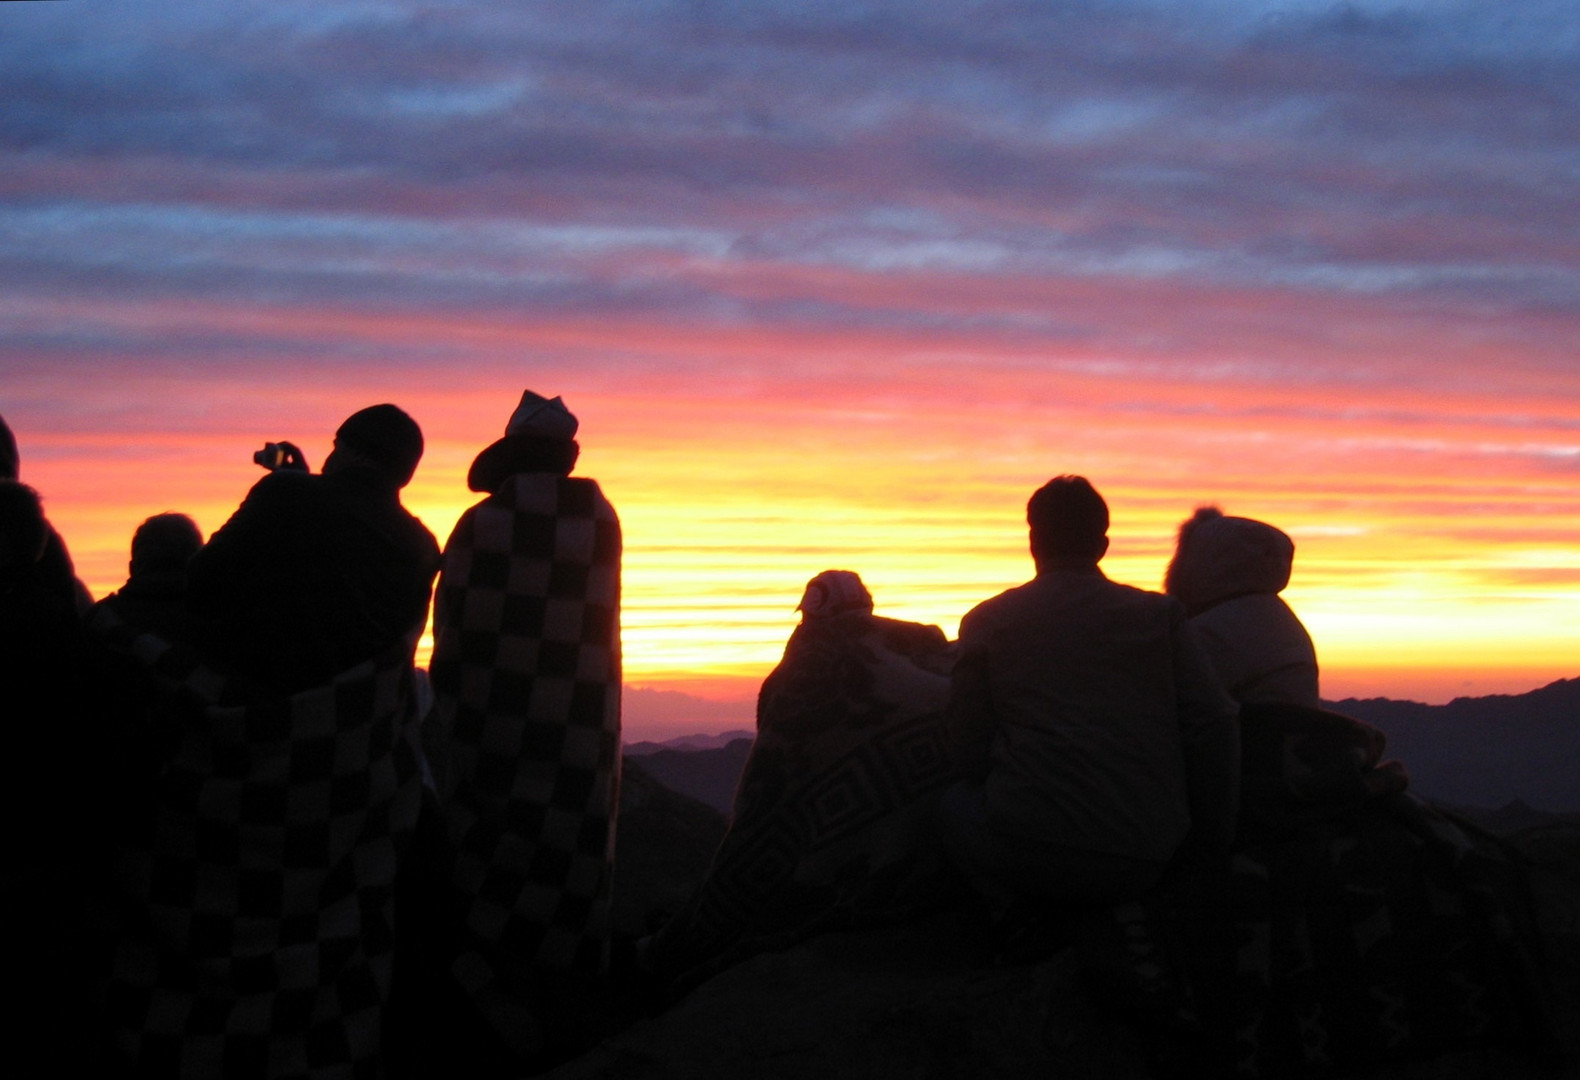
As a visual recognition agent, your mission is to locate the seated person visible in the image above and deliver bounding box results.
[188,404,440,694]
[941,477,1239,907]
[647,569,956,983]
[1164,506,1319,707]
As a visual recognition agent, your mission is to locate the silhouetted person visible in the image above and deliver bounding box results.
[1165,506,1319,707]
[98,512,204,636]
[422,391,621,1073]
[0,480,97,1068]
[0,411,92,610]
[89,411,436,1078]
[188,403,440,694]
[940,476,1239,906]
[647,569,956,986]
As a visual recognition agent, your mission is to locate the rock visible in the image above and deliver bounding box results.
[612,756,728,938]
[546,912,1152,1080]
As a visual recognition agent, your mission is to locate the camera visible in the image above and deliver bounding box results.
[253,442,289,470]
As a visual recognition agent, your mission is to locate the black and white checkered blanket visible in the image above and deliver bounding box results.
[424,472,622,1053]
[90,606,424,1079]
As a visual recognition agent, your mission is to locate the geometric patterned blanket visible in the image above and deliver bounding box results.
[1080,704,1555,1078]
[648,612,957,985]
[424,472,622,1059]
[89,605,424,1080]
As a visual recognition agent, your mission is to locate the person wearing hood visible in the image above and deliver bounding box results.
[421,391,622,1072]
[1164,506,1319,708]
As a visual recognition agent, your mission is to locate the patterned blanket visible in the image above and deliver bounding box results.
[423,472,622,1058]
[1081,703,1554,1077]
[90,605,424,1080]
[649,612,957,984]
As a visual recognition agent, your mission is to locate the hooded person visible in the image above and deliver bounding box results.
[1165,506,1319,708]
[422,391,622,1070]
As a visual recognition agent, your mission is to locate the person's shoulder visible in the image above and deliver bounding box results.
[959,580,1037,633]
[237,467,324,512]
[1087,574,1187,621]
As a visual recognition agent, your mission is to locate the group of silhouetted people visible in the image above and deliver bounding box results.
[4,400,1556,1079]
[2,394,623,1077]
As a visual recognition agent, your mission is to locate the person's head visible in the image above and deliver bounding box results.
[1027,475,1109,571]
[0,481,47,570]
[0,414,19,481]
[325,404,424,488]
[129,512,204,579]
[795,569,874,621]
[1165,506,1294,614]
[467,390,581,493]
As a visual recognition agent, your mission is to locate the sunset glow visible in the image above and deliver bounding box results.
[4,2,1578,738]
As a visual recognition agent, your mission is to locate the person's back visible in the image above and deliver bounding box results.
[422,391,622,1073]
[962,570,1209,865]
[943,476,1239,905]
[188,404,439,693]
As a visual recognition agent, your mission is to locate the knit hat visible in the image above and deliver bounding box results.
[467,391,581,493]
[334,404,425,488]
[796,570,874,620]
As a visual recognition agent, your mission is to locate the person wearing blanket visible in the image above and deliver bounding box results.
[424,391,622,1070]
[941,476,1240,906]
[646,569,957,985]
[89,405,440,1078]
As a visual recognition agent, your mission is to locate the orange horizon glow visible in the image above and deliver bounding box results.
[11,305,1578,738]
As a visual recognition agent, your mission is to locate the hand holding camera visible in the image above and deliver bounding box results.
[253,441,310,473]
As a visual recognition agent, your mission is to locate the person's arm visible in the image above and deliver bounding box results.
[1172,606,1241,852]
[944,612,996,781]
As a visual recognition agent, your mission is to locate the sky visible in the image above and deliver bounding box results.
[3,1,1578,740]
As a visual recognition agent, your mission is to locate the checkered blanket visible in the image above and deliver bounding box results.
[648,613,956,983]
[90,606,423,1080]
[424,472,621,1055]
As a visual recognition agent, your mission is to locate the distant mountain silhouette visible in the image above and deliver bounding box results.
[623,678,1580,821]
[612,757,727,937]
[625,730,755,755]
[621,737,754,816]
[1328,677,1580,813]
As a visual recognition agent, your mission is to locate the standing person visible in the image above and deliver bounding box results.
[424,391,622,1072]
[0,480,99,1070]
[940,476,1240,906]
[187,403,440,693]
[92,405,437,1078]
[0,411,92,610]
[1164,506,1320,708]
